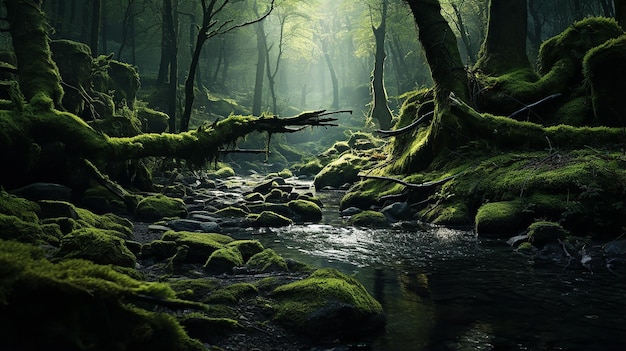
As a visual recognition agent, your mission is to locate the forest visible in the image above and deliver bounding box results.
[1,0,626,350]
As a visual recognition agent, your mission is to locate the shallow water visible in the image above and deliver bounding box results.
[240,187,626,350]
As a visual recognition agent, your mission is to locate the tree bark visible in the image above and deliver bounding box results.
[319,21,339,109]
[252,11,267,116]
[474,0,531,75]
[90,0,101,56]
[4,0,64,109]
[370,0,393,130]
[404,0,469,103]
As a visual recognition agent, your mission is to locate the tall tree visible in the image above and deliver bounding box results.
[474,0,530,75]
[369,0,393,130]
[252,0,267,116]
[318,20,339,109]
[90,0,101,56]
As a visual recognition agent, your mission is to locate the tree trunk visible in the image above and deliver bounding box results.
[474,0,531,75]
[319,21,339,109]
[157,0,175,86]
[4,0,64,109]
[90,0,101,56]
[616,0,626,30]
[370,0,393,130]
[451,2,476,63]
[404,0,469,103]
[252,12,266,116]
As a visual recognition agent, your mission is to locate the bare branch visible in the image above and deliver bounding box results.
[216,0,275,36]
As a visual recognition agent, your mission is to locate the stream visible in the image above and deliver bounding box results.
[232,185,626,351]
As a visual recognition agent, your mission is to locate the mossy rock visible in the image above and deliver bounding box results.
[421,199,471,226]
[54,228,137,267]
[135,194,187,221]
[214,206,249,217]
[203,246,243,274]
[0,240,204,351]
[246,248,289,272]
[161,231,233,263]
[288,199,323,222]
[227,240,265,261]
[474,201,525,236]
[179,314,244,343]
[204,283,258,304]
[265,188,288,203]
[247,211,293,227]
[81,184,128,214]
[314,153,368,190]
[244,192,265,202]
[140,239,178,260]
[527,221,568,247]
[169,278,220,301]
[271,268,385,340]
[248,203,294,218]
[349,210,388,227]
[298,159,324,176]
[0,213,46,244]
[208,166,235,179]
[0,189,40,222]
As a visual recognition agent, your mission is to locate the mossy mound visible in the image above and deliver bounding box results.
[207,166,236,179]
[314,153,369,190]
[349,210,388,228]
[288,200,323,222]
[203,246,244,274]
[247,211,293,227]
[204,283,258,304]
[271,268,385,340]
[0,240,204,351]
[527,221,568,247]
[214,206,249,217]
[227,240,265,261]
[179,314,244,343]
[160,231,233,264]
[135,194,187,221]
[246,248,289,272]
[0,189,40,222]
[54,228,137,267]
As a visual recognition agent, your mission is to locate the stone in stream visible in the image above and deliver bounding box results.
[166,218,221,233]
[340,207,363,217]
[380,202,412,222]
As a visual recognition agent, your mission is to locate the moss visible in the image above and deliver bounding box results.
[474,201,525,236]
[247,211,293,227]
[349,210,388,227]
[527,221,568,247]
[298,159,324,176]
[288,200,323,222]
[205,283,258,304]
[54,228,137,267]
[332,141,351,153]
[214,206,249,217]
[141,239,178,260]
[265,188,288,202]
[82,184,128,213]
[208,166,236,179]
[423,199,471,226]
[227,240,265,261]
[246,248,289,272]
[135,194,188,221]
[0,214,45,244]
[244,192,265,202]
[160,231,233,263]
[203,246,244,274]
[169,278,219,301]
[75,207,134,238]
[0,240,204,351]
[178,313,243,343]
[314,153,369,190]
[137,106,169,133]
[271,268,385,339]
[0,189,40,222]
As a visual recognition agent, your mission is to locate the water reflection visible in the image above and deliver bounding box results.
[247,191,626,350]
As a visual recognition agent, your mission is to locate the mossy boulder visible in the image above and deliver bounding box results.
[349,210,388,227]
[246,248,289,272]
[204,283,258,304]
[203,246,244,274]
[207,166,235,179]
[527,221,568,247]
[214,206,249,217]
[160,231,233,263]
[0,189,40,222]
[247,211,293,227]
[474,201,525,236]
[54,228,137,267]
[297,159,324,176]
[0,240,204,351]
[314,153,369,190]
[179,314,244,343]
[227,240,265,261]
[0,214,46,244]
[135,194,187,221]
[140,239,178,260]
[271,268,385,340]
[288,199,323,222]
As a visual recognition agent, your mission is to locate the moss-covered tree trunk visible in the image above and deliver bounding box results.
[474,0,531,75]
[4,0,64,109]
[404,0,469,102]
[370,0,394,130]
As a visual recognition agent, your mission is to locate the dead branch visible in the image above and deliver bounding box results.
[508,93,562,119]
[357,172,462,190]
[376,111,434,137]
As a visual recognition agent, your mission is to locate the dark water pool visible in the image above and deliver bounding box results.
[246,189,626,350]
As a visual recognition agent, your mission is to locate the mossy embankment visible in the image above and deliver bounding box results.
[340,18,626,241]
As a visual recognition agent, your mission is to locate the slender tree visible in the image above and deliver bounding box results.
[90,0,101,56]
[369,0,393,130]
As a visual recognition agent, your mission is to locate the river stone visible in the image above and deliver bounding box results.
[604,240,626,256]
[10,182,72,202]
[38,200,79,220]
[166,219,221,233]
[341,207,362,216]
[380,202,412,221]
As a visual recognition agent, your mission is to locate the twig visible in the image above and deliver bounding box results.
[509,93,562,119]
[376,111,434,138]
